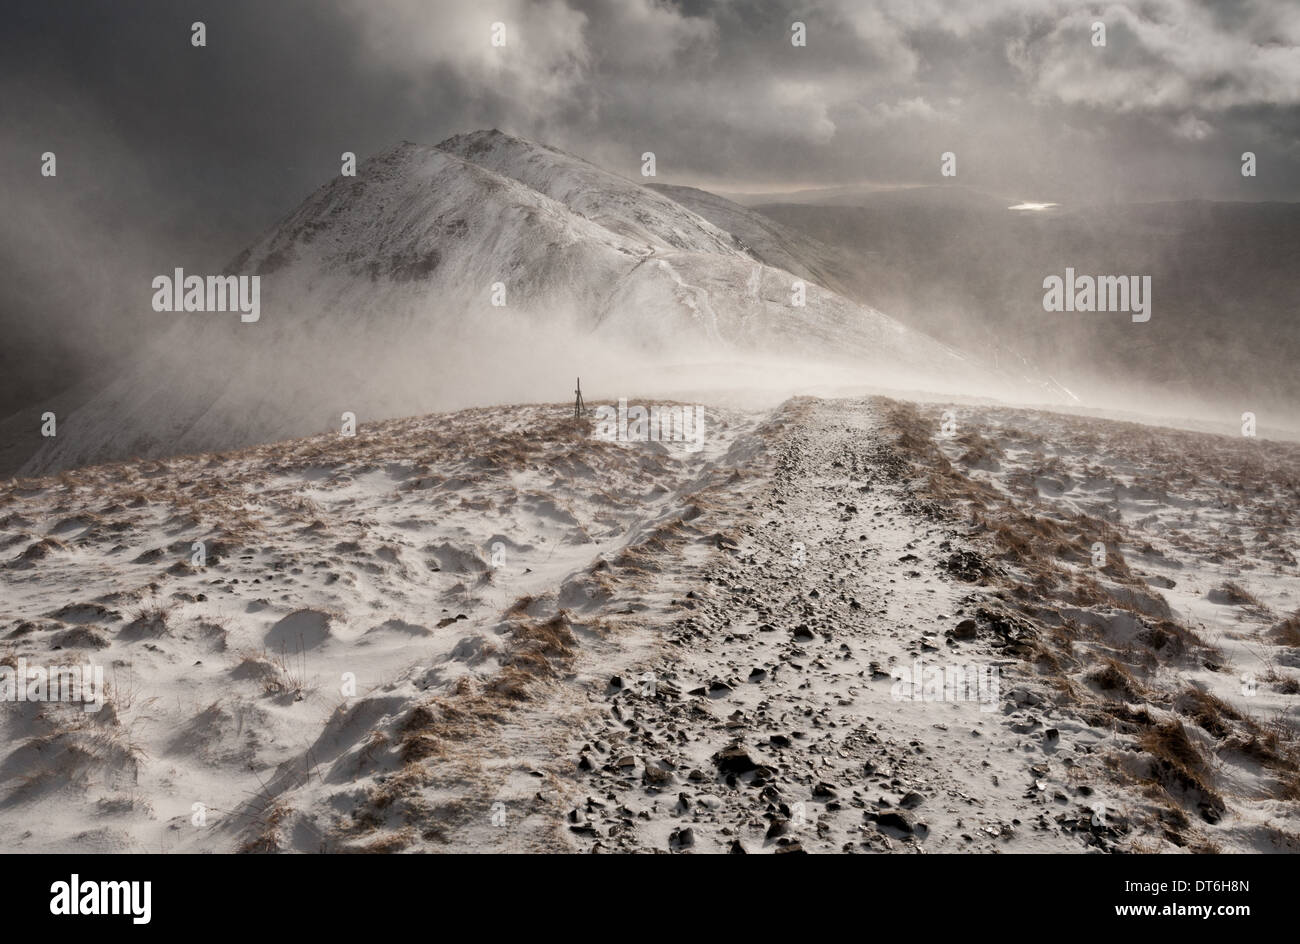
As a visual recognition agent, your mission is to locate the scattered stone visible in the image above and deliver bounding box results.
[875,810,915,834]
[951,618,978,640]
[713,744,759,774]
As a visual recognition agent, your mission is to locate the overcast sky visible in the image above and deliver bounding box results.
[1,0,1298,375]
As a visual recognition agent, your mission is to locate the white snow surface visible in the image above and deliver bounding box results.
[2,396,1296,853]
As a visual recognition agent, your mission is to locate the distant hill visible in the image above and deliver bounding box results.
[756,191,1300,419]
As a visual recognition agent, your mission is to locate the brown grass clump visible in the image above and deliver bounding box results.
[398,689,502,763]
[505,594,535,617]
[1217,581,1262,607]
[1088,659,1145,701]
[1142,721,1207,776]
[237,802,292,854]
[955,430,1002,469]
[1174,689,1243,739]
[1269,612,1300,647]
[1136,620,1210,659]
[123,602,172,640]
[1139,721,1226,824]
[881,400,936,458]
[508,613,575,661]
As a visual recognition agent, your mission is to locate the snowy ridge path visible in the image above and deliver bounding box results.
[3,396,1289,852]
[558,398,1119,853]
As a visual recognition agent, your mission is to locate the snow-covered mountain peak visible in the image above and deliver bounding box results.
[437,129,747,255]
[15,130,1025,476]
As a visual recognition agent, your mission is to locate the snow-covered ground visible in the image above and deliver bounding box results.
[0,402,756,851]
[3,396,1295,852]
[908,401,1300,851]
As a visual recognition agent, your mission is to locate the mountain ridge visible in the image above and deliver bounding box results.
[13,130,1021,476]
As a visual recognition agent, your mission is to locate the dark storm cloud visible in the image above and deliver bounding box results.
[4,0,1298,249]
[0,0,1297,400]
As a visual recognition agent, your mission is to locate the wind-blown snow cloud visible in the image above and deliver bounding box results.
[1008,0,1300,113]
[326,0,1300,196]
[1,0,1298,415]
[340,0,593,127]
[4,0,1298,212]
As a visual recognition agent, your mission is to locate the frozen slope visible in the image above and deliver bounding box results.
[647,182,858,295]
[436,130,746,256]
[21,133,1004,475]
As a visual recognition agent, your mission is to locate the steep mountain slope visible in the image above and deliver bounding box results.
[17,133,1005,476]
[436,130,746,256]
[646,182,859,297]
[20,142,644,474]
[433,131,981,366]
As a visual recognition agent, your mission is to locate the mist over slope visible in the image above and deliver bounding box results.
[755,190,1300,425]
[14,131,1023,477]
[645,182,861,299]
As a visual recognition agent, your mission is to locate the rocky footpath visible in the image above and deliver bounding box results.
[559,398,1128,853]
